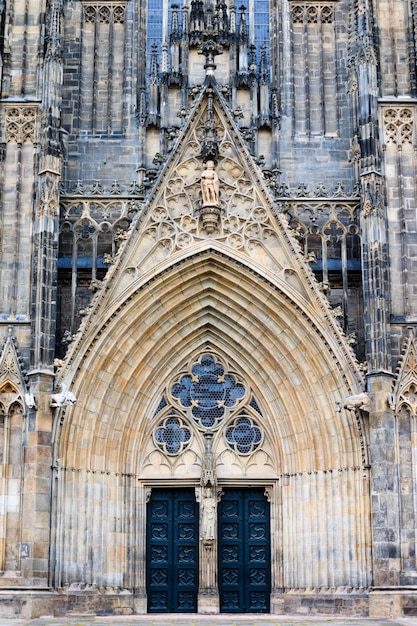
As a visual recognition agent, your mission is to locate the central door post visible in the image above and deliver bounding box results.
[197,430,220,613]
[196,485,220,613]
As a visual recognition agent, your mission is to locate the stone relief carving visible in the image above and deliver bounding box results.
[4,106,38,144]
[383,107,415,145]
[216,447,276,478]
[132,115,298,279]
[50,384,77,407]
[141,447,201,478]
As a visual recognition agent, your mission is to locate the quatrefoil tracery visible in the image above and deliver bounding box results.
[151,353,264,457]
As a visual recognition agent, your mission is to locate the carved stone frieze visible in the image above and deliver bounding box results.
[38,172,61,218]
[291,4,334,24]
[4,106,38,144]
[82,3,125,24]
[383,107,415,145]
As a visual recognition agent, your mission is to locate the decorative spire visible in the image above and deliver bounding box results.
[198,12,223,78]
[214,1,229,45]
[189,0,204,45]
[258,45,270,127]
[169,4,181,83]
[201,86,219,163]
[170,4,180,44]
[237,4,248,72]
[182,4,189,39]
[148,44,160,126]
[259,45,268,84]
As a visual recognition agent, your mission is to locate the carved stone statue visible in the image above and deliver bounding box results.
[336,392,370,413]
[50,384,77,407]
[200,487,216,542]
[201,160,219,206]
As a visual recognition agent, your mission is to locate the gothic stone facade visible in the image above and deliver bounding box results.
[0,0,417,619]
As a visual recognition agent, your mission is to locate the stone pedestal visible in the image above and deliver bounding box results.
[198,204,222,234]
[369,589,417,618]
[198,541,219,613]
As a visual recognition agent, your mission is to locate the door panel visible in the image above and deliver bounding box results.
[146,489,199,612]
[218,488,271,613]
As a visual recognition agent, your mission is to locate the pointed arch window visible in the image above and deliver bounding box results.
[152,353,263,457]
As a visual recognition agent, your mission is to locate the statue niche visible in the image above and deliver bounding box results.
[201,160,219,206]
[198,160,221,234]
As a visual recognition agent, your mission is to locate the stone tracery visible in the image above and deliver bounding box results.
[152,353,263,460]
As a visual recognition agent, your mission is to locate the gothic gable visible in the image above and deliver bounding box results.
[0,328,28,415]
[59,83,362,386]
[106,84,324,307]
[394,329,417,418]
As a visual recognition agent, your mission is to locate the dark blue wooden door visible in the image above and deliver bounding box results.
[146,489,199,612]
[218,488,271,613]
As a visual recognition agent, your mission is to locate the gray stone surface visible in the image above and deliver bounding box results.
[1,616,417,626]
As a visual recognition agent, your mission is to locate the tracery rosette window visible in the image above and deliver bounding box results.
[152,353,264,457]
[225,412,263,455]
[153,412,192,455]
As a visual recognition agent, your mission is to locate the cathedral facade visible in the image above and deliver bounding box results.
[0,0,417,618]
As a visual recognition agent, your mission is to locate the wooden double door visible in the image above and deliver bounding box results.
[146,487,270,613]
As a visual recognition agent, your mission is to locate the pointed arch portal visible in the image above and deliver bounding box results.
[51,245,371,610]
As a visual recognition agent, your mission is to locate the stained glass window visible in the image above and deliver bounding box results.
[171,354,245,429]
[152,353,264,456]
[225,413,262,455]
[154,412,192,455]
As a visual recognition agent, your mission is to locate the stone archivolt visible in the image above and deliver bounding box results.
[55,86,365,477]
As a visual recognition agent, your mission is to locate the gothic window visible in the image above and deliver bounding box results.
[153,412,192,455]
[79,2,126,134]
[151,353,264,457]
[240,0,270,49]
[225,413,262,455]
[147,0,173,70]
[171,354,245,430]
[57,201,133,354]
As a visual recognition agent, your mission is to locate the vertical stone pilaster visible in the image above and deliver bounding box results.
[31,0,63,371]
[368,373,400,588]
[360,172,391,373]
[21,371,54,586]
[198,540,219,613]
